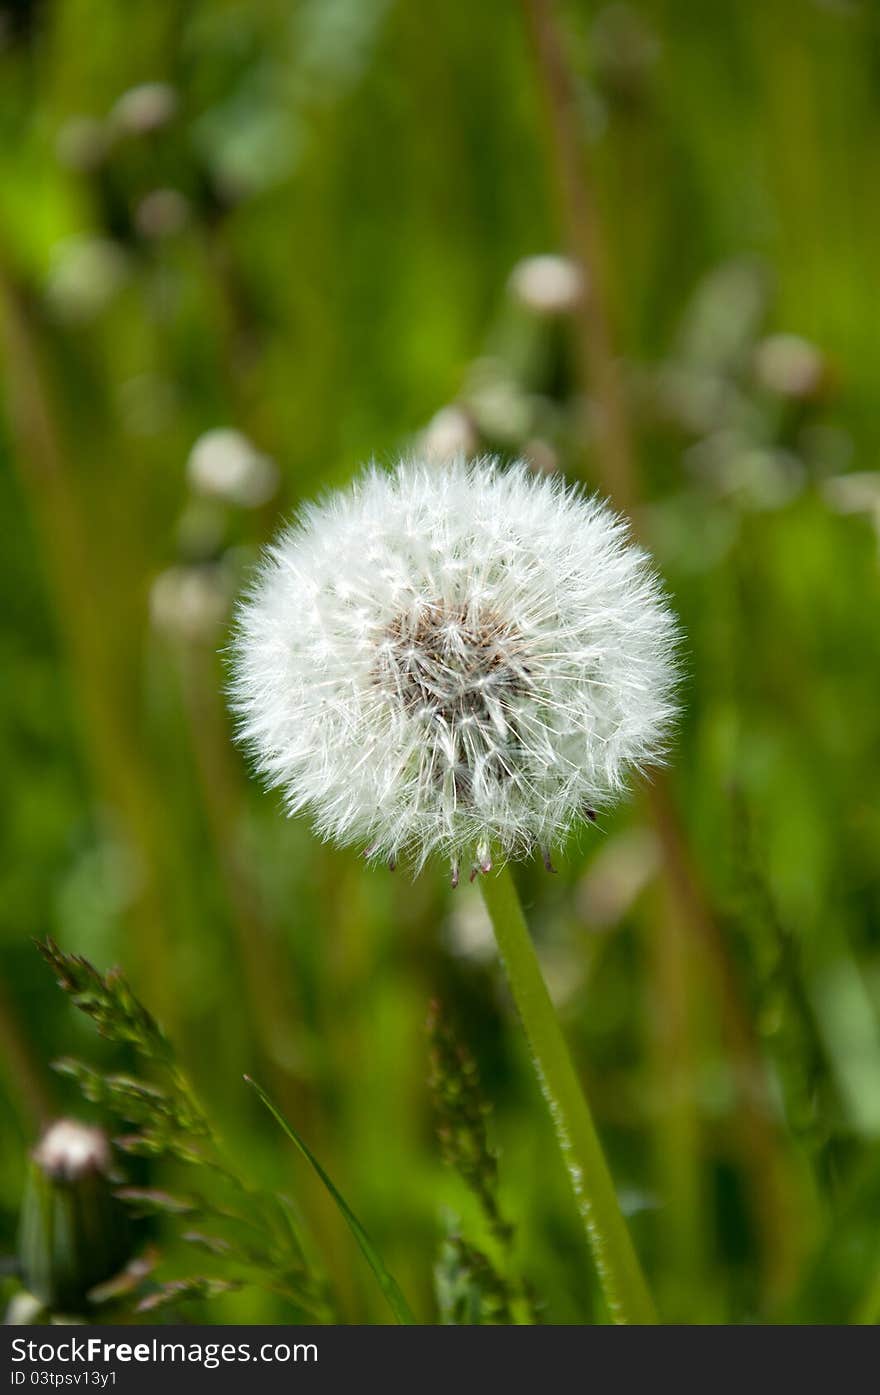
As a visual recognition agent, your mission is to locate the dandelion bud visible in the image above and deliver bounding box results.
[45,237,129,323]
[55,116,109,173]
[150,564,230,643]
[523,438,558,475]
[465,362,533,442]
[422,405,479,462]
[4,1291,45,1324]
[187,428,279,509]
[822,472,880,517]
[754,333,826,401]
[110,82,178,137]
[135,188,190,240]
[231,458,678,876]
[509,255,586,317]
[18,1120,129,1313]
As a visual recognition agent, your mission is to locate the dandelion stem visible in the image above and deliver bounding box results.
[479,863,657,1324]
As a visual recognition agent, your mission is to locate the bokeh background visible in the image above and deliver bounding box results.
[2,0,880,1325]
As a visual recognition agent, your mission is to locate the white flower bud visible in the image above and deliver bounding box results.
[150,565,230,642]
[822,472,880,516]
[187,428,279,509]
[422,405,479,462]
[110,82,177,136]
[523,438,559,475]
[55,116,109,172]
[20,1120,128,1313]
[45,238,129,323]
[754,333,825,400]
[32,1120,111,1182]
[509,255,586,316]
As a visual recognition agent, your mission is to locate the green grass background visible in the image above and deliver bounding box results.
[2,0,880,1323]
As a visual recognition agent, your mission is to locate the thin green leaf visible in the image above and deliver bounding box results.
[244,1074,415,1325]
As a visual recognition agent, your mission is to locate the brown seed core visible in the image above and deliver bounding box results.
[375,602,531,730]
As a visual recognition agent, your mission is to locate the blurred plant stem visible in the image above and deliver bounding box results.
[520,0,637,513]
[174,640,311,1116]
[646,884,707,1321]
[0,261,175,1026]
[521,0,806,1300]
[480,863,657,1324]
[199,226,265,425]
[853,1265,880,1325]
[648,778,813,1295]
[0,980,53,1126]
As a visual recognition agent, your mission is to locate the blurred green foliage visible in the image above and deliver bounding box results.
[2,0,880,1324]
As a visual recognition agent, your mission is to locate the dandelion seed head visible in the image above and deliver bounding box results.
[187,428,279,508]
[110,82,178,137]
[230,457,679,871]
[45,237,129,324]
[753,332,825,401]
[509,254,586,316]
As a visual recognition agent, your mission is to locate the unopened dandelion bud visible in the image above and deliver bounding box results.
[150,564,230,643]
[110,82,178,137]
[422,405,479,462]
[465,364,533,443]
[4,1291,45,1324]
[822,471,880,517]
[18,1120,129,1313]
[231,457,678,875]
[55,116,109,173]
[135,188,190,240]
[45,237,129,323]
[187,428,279,509]
[523,438,558,475]
[509,254,586,316]
[754,333,826,402]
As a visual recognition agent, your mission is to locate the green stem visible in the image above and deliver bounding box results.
[479,864,657,1324]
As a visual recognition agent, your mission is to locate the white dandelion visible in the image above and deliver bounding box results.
[230,456,678,881]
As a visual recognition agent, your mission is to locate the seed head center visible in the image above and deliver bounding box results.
[377,602,530,729]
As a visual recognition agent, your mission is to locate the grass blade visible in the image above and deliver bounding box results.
[244,1074,415,1324]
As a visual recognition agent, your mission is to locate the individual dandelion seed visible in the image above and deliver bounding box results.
[230,456,678,882]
